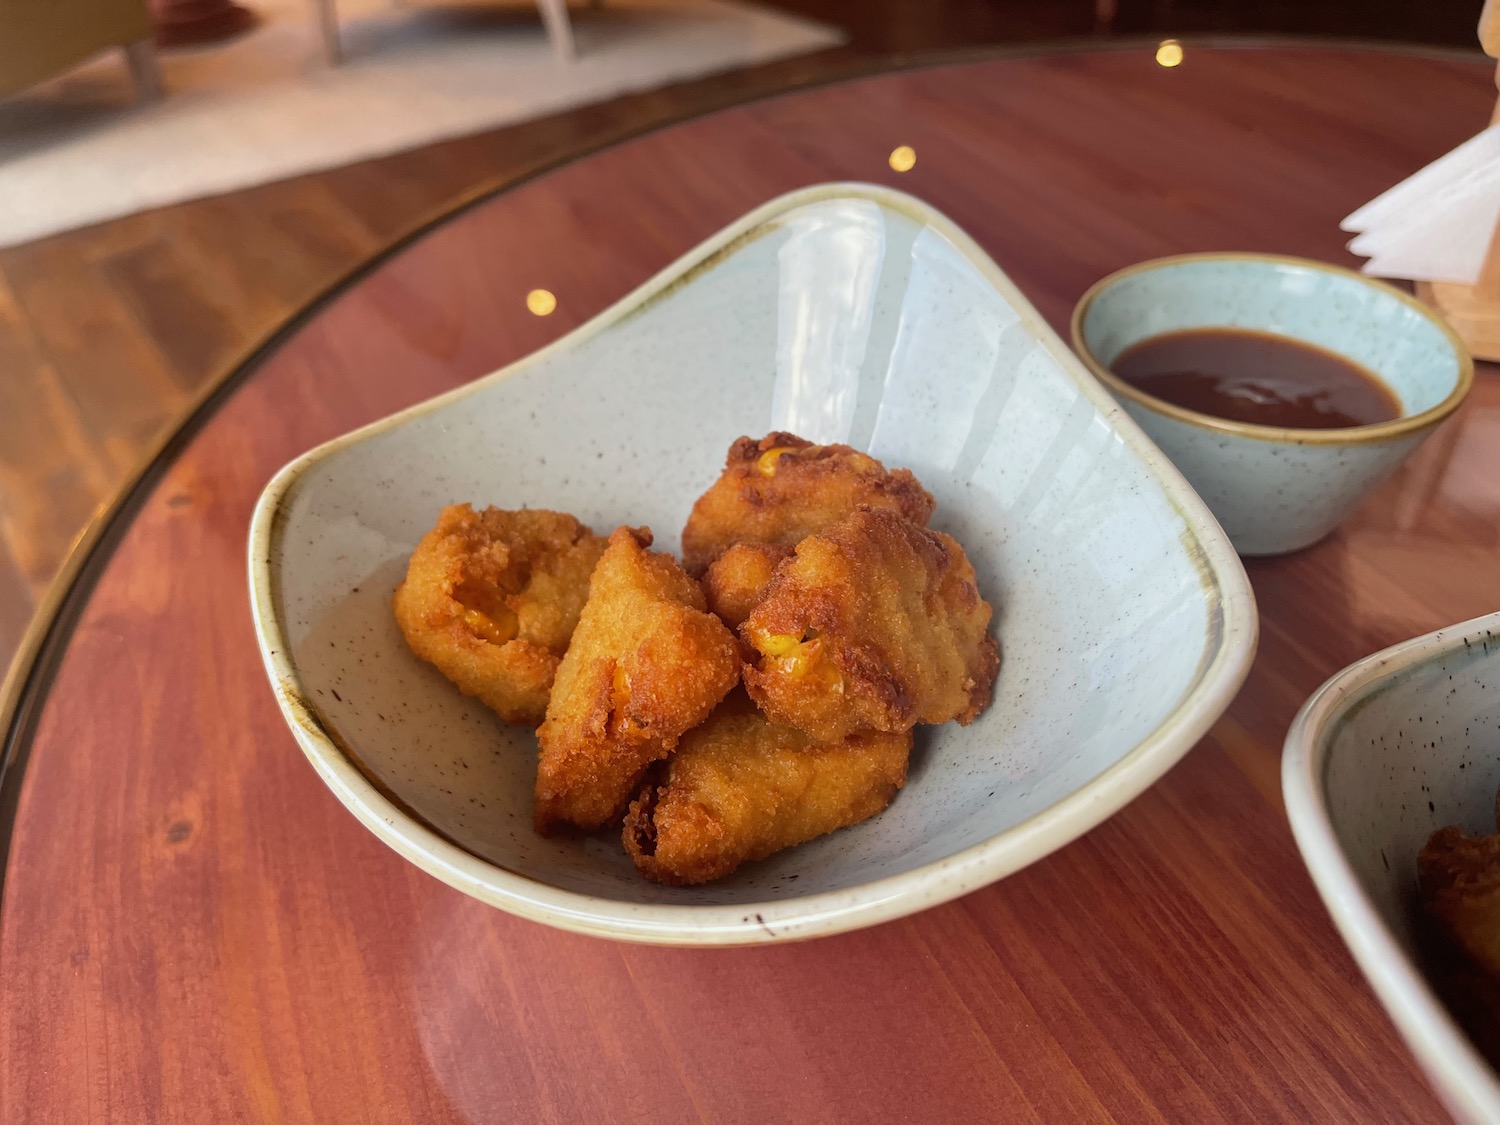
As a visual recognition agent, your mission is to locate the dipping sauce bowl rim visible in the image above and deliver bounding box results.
[1069,252,1473,447]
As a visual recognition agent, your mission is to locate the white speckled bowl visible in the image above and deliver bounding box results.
[1284,612,1500,1125]
[249,184,1257,945]
[1071,254,1472,557]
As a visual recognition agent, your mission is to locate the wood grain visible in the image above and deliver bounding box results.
[2,46,1496,1124]
[0,273,116,591]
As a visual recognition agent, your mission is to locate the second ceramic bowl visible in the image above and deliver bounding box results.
[1071,254,1472,556]
[1283,612,1500,1125]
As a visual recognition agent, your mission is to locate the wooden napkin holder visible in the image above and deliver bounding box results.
[1416,221,1500,363]
[1415,2,1500,362]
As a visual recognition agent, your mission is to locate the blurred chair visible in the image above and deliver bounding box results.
[312,0,577,65]
[0,0,160,100]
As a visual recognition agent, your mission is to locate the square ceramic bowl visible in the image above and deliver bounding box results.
[1284,612,1500,1124]
[249,183,1257,945]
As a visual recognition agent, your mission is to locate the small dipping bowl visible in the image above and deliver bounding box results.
[1071,253,1472,556]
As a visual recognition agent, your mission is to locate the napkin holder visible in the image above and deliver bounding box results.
[1343,0,1500,362]
[1415,225,1500,363]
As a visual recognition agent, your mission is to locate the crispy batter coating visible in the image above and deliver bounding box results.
[392,504,606,725]
[534,526,739,833]
[1419,812,1500,1061]
[742,507,998,743]
[702,542,792,629]
[1420,822,1500,978]
[623,693,912,885]
[680,433,935,575]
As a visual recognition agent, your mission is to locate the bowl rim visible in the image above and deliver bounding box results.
[1282,610,1500,1124]
[1069,251,1474,447]
[248,182,1259,945]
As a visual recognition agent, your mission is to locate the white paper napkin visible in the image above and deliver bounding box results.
[1341,122,1500,286]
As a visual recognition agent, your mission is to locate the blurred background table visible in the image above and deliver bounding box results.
[150,0,258,46]
[3,43,1497,1123]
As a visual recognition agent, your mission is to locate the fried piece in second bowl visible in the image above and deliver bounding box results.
[392,504,606,726]
[742,507,999,743]
[702,542,793,629]
[1420,821,1500,979]
[1418,816,1500,1061]
[680,433,935,574]
[623,693,912,885]
[534,526,739,834]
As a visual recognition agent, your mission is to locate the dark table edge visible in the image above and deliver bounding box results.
[0,35,1488,906]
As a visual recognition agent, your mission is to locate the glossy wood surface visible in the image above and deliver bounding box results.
[3,47,1496,1123]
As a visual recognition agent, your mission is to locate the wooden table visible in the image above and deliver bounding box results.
[3,44,1496,1123]
[150,0,257,47]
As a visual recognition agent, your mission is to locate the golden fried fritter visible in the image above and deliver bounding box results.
[702,542,792,629]
[392,504,606,726]
[742,507,998,743]
[1420,823,1500,978]
[623,693,912,885]
[680,433,935,575]
[1419,813,1500,1061]
[534,526,739,834]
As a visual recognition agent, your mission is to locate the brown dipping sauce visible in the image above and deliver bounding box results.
[1110,327,1402,429]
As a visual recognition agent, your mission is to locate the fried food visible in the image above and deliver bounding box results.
[680,433,935,574]
[1419,805,1500,1062]
[742,507,998,743]
[397,432,1002,885]
[623,694,912,885]
[392,503,606,725]
[1421,822,1500,977]
[534,526,739,833]
[702,542,792,629]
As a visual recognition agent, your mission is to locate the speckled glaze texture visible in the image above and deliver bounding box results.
[1114,414,1428,555]
[1284,612,1500,1125]
[1073,255,1470,556]
[249,184,1257,945]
